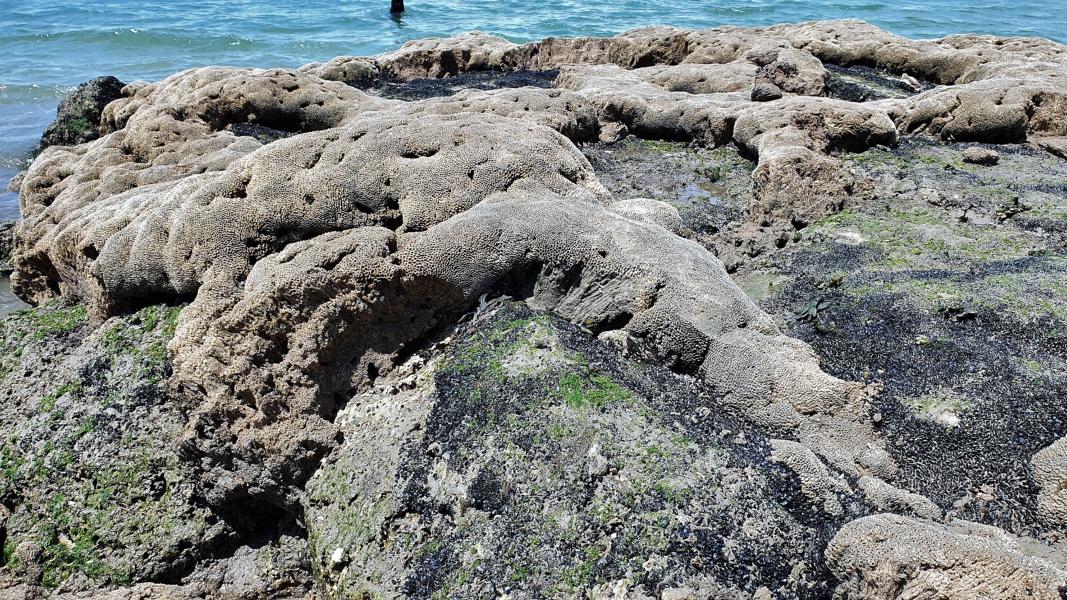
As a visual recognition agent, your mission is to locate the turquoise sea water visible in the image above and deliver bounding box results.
[1,0,1065,220]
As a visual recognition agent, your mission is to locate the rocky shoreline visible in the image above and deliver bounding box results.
[0,19,1065,599]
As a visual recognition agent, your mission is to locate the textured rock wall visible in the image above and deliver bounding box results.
[5,19,1067,598]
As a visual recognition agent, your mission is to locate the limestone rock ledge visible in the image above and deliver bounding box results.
[3,19,1067,599]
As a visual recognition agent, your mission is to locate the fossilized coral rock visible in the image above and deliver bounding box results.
[8,24,1067,595]
[407,86,600,141]
[376,31,521,79]
[1033,437,1067,528]
[827,514,1067,599]
[21,19,1045,514]
[172,186,891,509]
[14,67,396,308]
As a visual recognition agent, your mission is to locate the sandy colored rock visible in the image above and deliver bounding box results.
[856,475,943,521]
[640,62,756,94]
[408,86,600,141]
[173,187,891,508]
[827,514,1067,599]
[297,55,380,83]
[962,145,1001,165]
[376,31,520,78]
[769,438,849,516]
[1036,135,1067,159]
[752,46,828,96]
[608,198,686,235]
[1033,436,1067,527]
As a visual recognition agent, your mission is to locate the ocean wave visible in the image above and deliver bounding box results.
[0,83,71,105]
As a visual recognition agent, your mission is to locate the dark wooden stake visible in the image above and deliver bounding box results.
[391,0,404,13]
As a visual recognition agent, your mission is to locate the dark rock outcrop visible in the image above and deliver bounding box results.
[36,76,125,152]
[0,220,14,274]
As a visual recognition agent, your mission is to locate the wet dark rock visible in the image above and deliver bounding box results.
[225,122,296,144]
[0,220,14,274]
[307,301,862,598]
[751,82,784,102]
[37,76,125,152]
[743,137,1067,539]
[582,138,752,238]
[824,63,931,102]
[350,69,559,101]
[0,303,318,597]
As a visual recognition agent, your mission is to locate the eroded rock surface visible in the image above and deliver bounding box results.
[3,19,1067,598]
[306,302,852,598]
[828,514,1067,599]
[1034,437,1067,528]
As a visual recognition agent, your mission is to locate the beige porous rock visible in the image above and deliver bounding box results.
[608,198,686,235]
[280,21,1066,263]
[733,98,896,205]
[752,46,829,96]
[962,145,1000,165]
[856,475,943,521]
[827,514,1067,599]
[12,66,396,307]
[19,18,1067,526]
[173,188,892,508]
[406,86,600,141]
[376,31,520,78]
[15,107,603,317]
[1033,436,1067,528]
[554,64,739,146]
[297,55,380,83]
[769,438,849,516]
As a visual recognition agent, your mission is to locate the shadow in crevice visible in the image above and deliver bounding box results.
[348,69,560,101]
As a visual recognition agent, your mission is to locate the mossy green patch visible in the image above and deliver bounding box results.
[40,525,131,589]
[64,116,94,137]
[847,146,965,172]
[641,139,683,154]
[560,546,602,590]
[2,537,15,568]
[850,260,1067,321]
[905,389,971,427]
[40,380,84,413]
[558,371,632,410]
[100,304,181,383]
[0,302,206,590]
[805,192,1065,321]
[0,346,23,385]
[24,304,88,340]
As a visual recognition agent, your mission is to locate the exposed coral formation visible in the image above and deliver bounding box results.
[1034,437,1067,528]
[3,18,1067,598]
[827,514,1067,599]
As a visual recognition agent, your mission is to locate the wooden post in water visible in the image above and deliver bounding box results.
[391,0,404,13]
